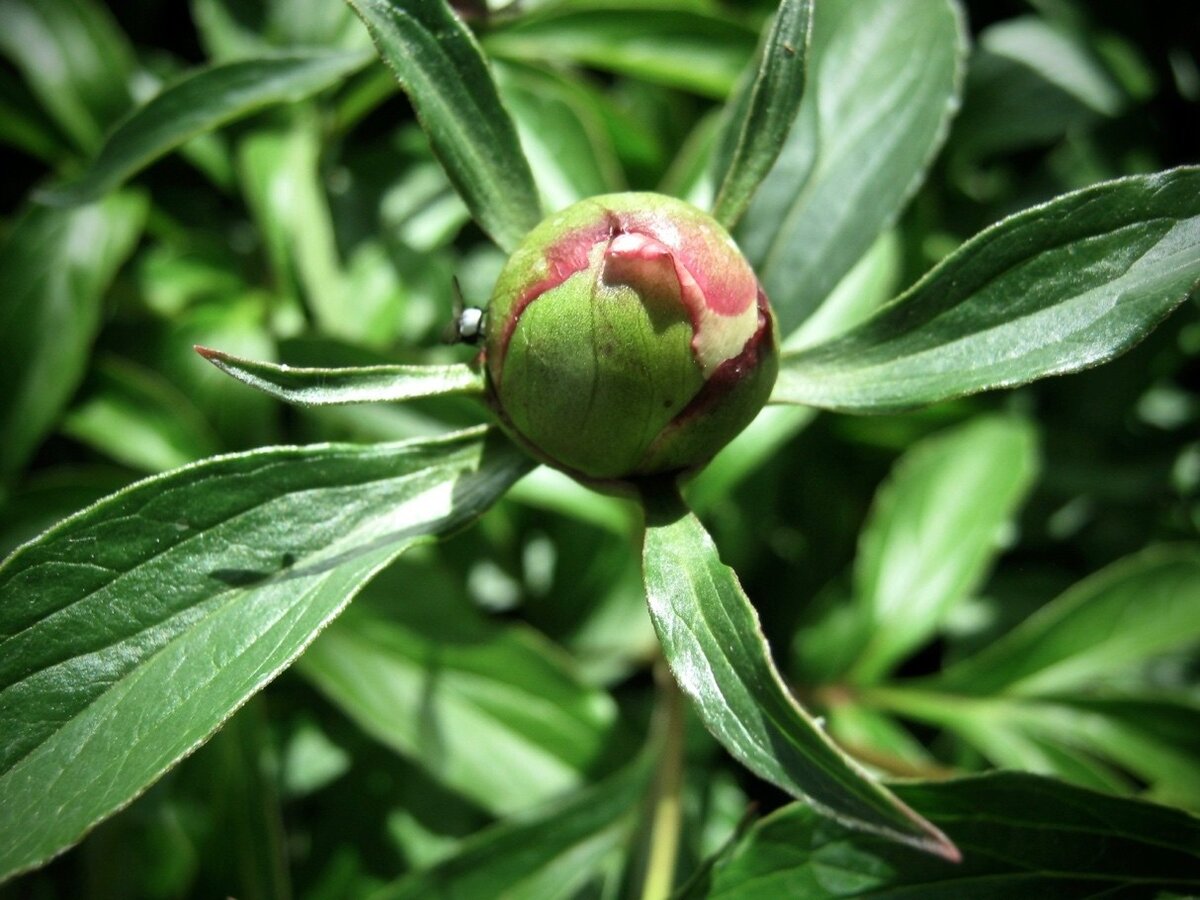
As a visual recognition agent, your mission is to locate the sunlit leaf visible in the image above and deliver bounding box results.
[197,347,484,406]
[0,195,147,482]
[0,427,532,882]
[710,0,812,229]
[849,416,1038,682]
[39,50,370,206]
[299,562,625,815]
[0,0,134,151]
[484,8,757,99]
[773,167,1200,412]
[347,0,542,252]
[640,487,958,860]
[738,0,965,334]
[934,545,1200,696]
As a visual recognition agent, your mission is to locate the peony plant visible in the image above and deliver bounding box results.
[1,0,1198,895]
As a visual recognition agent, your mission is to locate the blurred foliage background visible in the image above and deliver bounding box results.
[0,0,1197,897]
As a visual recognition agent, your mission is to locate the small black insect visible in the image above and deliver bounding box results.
[443,277,486,345]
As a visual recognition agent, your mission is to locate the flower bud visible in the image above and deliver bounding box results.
[484,192,778,484]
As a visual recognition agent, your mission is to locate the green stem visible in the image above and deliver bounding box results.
[641,665,686,900]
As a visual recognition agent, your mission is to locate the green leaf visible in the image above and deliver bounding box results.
[184,700,292,900]
[370,756,651,900]
[236,113,351,340]
[298,562,624,815]
[61,357,221,473]
[495,62,624,212]
[346,0,541,252]
[953,15,1123,159]
[934,545,1200,696]
[639,487,958,860]
[483,8,758,99]
[0,0,135,152]
[849,416,1038,682]
[710,0,812,229]
[684,772,1200,898]
[783,229,902,352]
[0,427,532,883]
[1036,698,1200,808]
[949,697,1200,808]
[0,195,148,483]
[197,347,485,406]
[772,167,1200,412]
[38,50,371,206]
[0,66,69,163]
[738,0,965,334]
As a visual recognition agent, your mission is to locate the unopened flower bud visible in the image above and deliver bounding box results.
[484,193,778,484]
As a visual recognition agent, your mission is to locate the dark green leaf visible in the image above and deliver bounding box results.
[738,0,965,334]
[370,756,651,900]
[710,0,812,229]
[685,772,1200,898]
[346,0,541,252]
[0,67,69,162]
[934,545,1200,696]
[0,427,532,883]
[773,167,1200,412]
[186,700,292,900]
[0,0,134,151]
[0,466,131,560]
[197,347,484,406]
[298,562,623,815]
[61,357,221,473]
[484,8,758,99]
[954,16,1123,159]
[0,195,147,483]
[639,487,957,860]
[849,416,1038,682]
[38,50,371,206]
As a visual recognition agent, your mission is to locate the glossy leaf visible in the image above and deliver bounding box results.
[710,0,812,229]
[0,427,532,883]
[773,167,1200,412]
[0,0,134,151]
[347,0,541,252]
[850,416,1038,682]
[0,195,147,483]
[39,50,370,206]
[738,0,965,334]
[639,487,958,860]
[934,545,1200,696]
[196,347,484,406]
[371,756,651,900]
[483,8,757,99]
[685,772,1200,898]
[299,563,623,815]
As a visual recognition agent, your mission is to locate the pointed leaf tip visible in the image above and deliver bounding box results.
[639,486,959,860]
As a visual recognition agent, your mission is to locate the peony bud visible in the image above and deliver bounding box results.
[484,193,778,485]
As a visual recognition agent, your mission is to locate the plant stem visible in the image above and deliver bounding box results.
[641,664,685,900]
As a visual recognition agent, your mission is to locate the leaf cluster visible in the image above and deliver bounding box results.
[1,0,1197,897]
